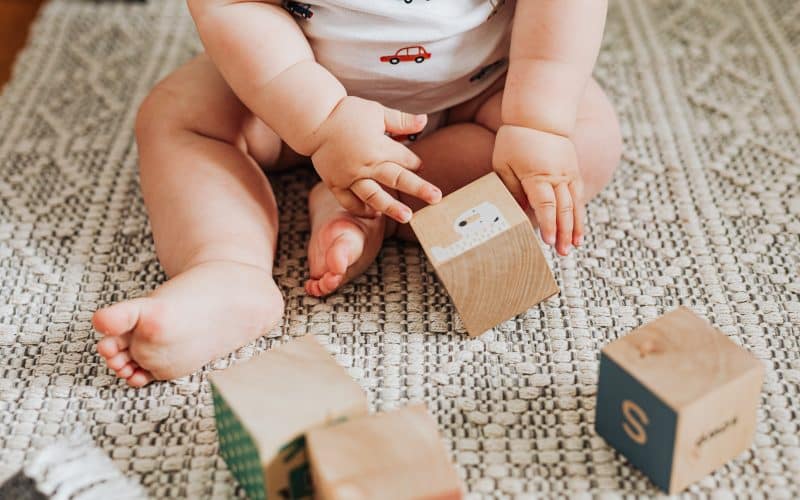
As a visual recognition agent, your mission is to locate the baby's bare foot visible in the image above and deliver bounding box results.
[93,261,284,387]
[306,183,390,297]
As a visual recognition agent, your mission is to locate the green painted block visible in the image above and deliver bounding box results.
[213,384,266,500]
[279,436,312,498]
[210,335,368,499]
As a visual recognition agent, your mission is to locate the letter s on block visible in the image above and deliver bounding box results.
[621,400,649,445]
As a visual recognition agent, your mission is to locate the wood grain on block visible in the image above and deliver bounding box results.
[671,363,762,493]
[210,335,368,499]
[601,306,763,409]
[307,404,463,500]
[410,172,558,336]
[595,307,764,494]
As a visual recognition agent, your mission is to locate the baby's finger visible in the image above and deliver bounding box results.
[569,181,585,247]
[332,188,377,218]
[384,107,427,135]
[555,183,574,256]
[521,178,556,246]
[373,162,441,204]
[383,137,423,171]
[351,179,412,223]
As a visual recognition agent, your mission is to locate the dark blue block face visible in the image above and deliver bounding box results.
[595,352,677,492]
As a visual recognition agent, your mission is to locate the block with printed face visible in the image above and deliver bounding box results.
[306,404,464,500]
[210,335,368,500]
[595,307,764,494]
[410,172,559,336]
[429,201,510,262]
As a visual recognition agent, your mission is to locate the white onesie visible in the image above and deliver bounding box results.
[276,0,515,118]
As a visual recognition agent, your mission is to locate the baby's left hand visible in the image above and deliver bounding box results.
[492,124,584,256]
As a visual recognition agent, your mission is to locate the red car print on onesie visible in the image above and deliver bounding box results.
[380,46,432,64]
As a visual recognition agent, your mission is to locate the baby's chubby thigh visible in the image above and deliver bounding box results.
[393,78,507,205]
[137,53,300,173]
[392,79,508,211]
[392,121,497,240]
[241,115,307,172]
[138,54,251,148]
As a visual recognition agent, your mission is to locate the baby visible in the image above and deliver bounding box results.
[92,0,621,386]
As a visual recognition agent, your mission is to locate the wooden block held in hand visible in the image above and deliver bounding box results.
[410,172,559,336]
[307,404,464,500]
[595,307,764,494]
[210,335,368,500]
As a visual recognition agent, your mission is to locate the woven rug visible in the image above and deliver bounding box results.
[0,0,798,498]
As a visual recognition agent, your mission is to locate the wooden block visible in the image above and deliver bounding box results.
[594,307,764,494]
[409,172,559,336]
[306,404,464,500]
[210,335,368,500]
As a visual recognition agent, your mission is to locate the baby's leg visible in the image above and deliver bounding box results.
[92,55,286,386]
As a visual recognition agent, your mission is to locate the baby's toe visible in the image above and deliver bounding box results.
[96,334,130,358]
[127,368,154,388]
[305,279,324,297]
[92,299,145,337]
[116,361,137,379]
[106,351,131,371]
[319,273,344,295]
[96,338,119,358]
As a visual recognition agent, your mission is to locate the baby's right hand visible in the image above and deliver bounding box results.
[310,96,442,223]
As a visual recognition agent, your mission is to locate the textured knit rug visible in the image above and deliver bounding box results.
[0,0,798,498]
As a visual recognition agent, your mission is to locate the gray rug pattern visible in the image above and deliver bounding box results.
[0,0,798,498]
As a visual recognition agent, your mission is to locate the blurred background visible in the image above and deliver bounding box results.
[0,0,45,86]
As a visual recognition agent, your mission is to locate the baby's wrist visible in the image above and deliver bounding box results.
[497,124,567,142]
[307,96,382,161]
[495,125,577,174]
[501,59,583,137]
[304,95,352,158]
[256,61,347,156]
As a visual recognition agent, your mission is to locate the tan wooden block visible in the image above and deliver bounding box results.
[409,172,559,336]
[210,335,368,499]
[306,404,464,500]
[595,307,764,494]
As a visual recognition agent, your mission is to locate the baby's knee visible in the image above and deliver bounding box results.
[576,93,622,199]
[134,83,184,143]
[599,112,622,176]
[582,126,621,201]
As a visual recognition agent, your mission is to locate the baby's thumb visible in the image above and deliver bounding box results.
[384,107,427,135]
